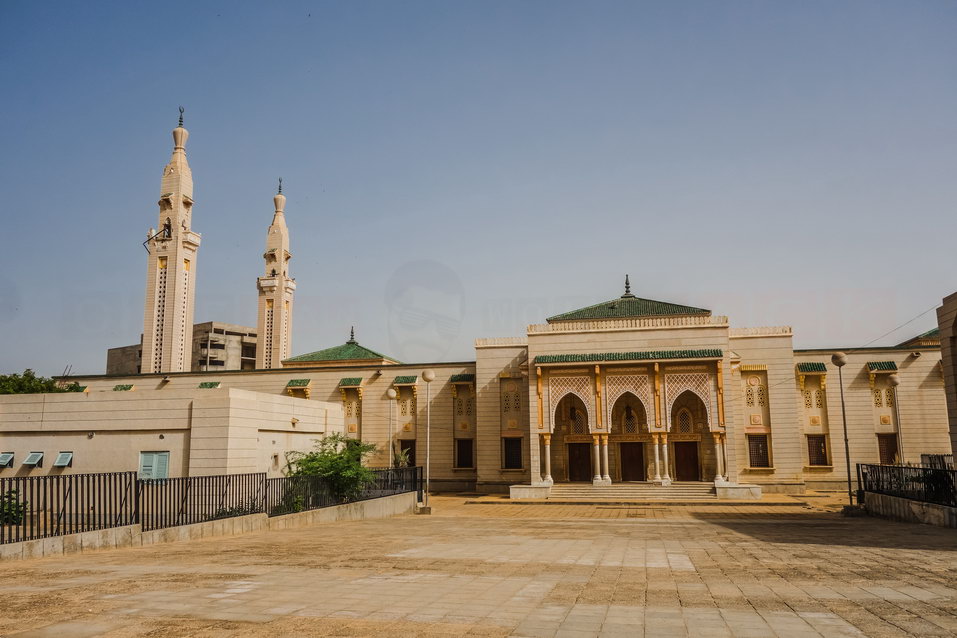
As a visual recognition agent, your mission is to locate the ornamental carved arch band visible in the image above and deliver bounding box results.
[604,374,653,429]
[547,375,594,432]
[664,372,711,430]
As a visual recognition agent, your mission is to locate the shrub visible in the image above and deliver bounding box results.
[0,489,27,525]
[285,433,377,503]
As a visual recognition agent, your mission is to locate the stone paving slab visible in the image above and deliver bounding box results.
[0,496,955,637]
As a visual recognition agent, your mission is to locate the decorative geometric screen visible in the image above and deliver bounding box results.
[548,375,593,432]
[665,372,711,429]
[604,374,652,430]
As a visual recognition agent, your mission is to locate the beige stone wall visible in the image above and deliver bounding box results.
[0,389,340,479]
[937,292,957,455]
[475,339,530,490]
[793,348,950,488]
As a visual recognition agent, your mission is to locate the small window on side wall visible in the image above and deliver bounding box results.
[747,435,771,468]
[454,438,474,469]
[139,451,170,479]
[502,437,523,469]
[806,435,828,466]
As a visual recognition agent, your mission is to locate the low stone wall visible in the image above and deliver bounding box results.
[0,491,417,562]
[509,485,552,500]
[716,484,762,500]
[864,492,957,529]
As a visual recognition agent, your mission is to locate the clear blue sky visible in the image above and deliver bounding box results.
[1,1,955,376]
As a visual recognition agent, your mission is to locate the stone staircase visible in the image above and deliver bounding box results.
[547,482,717,501]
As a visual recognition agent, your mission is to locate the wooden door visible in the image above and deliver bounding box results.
[674,442,700,481]
[567,443,592,482]
[620,443,645,481]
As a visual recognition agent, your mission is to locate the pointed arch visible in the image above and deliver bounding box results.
[609,392,649,434]
[665,372,711,429]
[603,373,652,429]
[547,375,593,432]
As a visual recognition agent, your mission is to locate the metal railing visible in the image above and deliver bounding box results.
[0,472,137,544]
[1,467,423,542]
[138,472,267,532]
[858,463,957,508]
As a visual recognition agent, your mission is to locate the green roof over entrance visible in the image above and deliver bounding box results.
[796,362,827,373]
[546,276,710,322]
[534,349,722,365]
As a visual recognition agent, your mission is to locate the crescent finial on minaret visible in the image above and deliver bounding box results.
[349,326,356,343]
[278,177,282,194]
[622,274,635,298]
[178,106,184,127]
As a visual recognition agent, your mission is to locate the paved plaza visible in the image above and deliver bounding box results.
[1,496,956,637]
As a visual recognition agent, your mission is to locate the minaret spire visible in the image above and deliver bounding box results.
[141,112,201,373]
[256,182,296,369]
[348,326,356,343]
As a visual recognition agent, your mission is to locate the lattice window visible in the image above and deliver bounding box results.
[804,390,812,409]
[456,398,463,415]
[665,373,711,428]
[400,399,409,416]
[548,376,593,430]
[756,385,767,407]
[621,404,639,433]
[746,387,755,407]
[466,398,473,416]
[873,389,883,407]
[503,393,512,412]
[807,435,828,466]
[604,375,652,430]
[814,390,825,409]
[677,408,693,434]
[570,405,587,434]
[885,389,894,408]
[747,434,771,468]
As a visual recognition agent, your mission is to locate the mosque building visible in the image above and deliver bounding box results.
[1,114,952,497]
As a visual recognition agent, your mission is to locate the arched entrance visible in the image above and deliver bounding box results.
[551,393,592,481]
[669,390,717,481]
[609,393,650,481]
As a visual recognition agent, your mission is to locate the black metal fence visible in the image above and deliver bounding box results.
[1,467,423,542]
[0,472,137,544]
[859,463,957,508]
[138,472,267,532]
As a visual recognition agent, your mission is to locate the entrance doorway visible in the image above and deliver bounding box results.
[399,439,416,467]
[673,442,700,481]
[567,443,592,481]
[619,443,645,481]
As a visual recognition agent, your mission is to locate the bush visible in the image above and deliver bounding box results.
[1,489,27,525]
[285,433,377,503]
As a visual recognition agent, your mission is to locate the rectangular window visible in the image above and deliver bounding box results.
[806,435,828,466]
[399,440,416,467]
[877,434,899,465]
[502,437,523,469]
[454,438,474,469]
[139,451,170,479]
[747,435,771,468]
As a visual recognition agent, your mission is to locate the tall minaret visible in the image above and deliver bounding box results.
[256,179,296,369]
[141,108,202,374]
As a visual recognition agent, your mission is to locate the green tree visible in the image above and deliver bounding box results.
[285,433,378,503]
[0,369,82,394]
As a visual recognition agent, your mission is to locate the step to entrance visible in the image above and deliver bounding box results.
[547,483,717,501]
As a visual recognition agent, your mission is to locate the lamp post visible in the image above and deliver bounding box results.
[888,373,903,463]
[831,352,853,506]
[422,369,435,509]
[386,388,397,468]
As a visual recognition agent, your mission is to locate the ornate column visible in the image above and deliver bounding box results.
[661,433,672,485]
[542,433,553,485]
[712,432,724,482]
[601,435,611,484]
[592,434,602,484]
[652,433,662,482]
[720,434,729,483]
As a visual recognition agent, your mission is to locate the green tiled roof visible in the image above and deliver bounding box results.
[393,375,418,385]
[113,384,133,391]
[450,373,475,383]
[75,386,87,392]
[198,381,221,389]
[534,349,722,365]
[286,378,311,387]
[285,340,396,363]
[867,361,898,371]
[917,327,940,339]
[796,362,827,373]
[338,377,363,387]
[547,295,710,322]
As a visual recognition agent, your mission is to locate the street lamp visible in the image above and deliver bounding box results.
[386,387,397,468]
[422,369,435,509]
[887,373,903,463]
[831,352,853,506]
